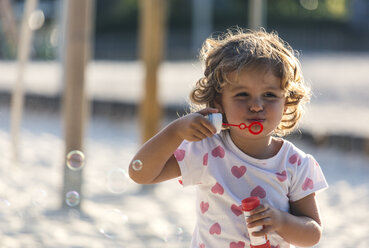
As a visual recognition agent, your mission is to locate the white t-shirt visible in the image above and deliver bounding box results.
[174,131,328,248]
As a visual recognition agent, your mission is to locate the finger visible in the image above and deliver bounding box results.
[201,121,217,136]
[187,134,203,142]
[247,208,270,224]
[248,217,272,229]
[192,130,208,140]
[197,108,219,116]
[250,204,269,215]
[190,137,202,142]
[193,121,215,137]
[251,225,274,237]
[201,118,217,134]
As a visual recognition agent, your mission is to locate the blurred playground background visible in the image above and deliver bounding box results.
[0,0,368,247]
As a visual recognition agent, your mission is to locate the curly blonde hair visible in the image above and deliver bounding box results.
[190,28,310,136]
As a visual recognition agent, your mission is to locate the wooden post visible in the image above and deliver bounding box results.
[0,0,18,56]
[139,0,167,143]
[10,0,38,164]
[61,0,94,210]
[248,0,267,30]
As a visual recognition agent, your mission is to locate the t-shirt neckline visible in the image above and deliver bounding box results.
[221,130,288,165]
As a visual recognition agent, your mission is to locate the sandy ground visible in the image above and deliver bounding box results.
[0,107,368,248]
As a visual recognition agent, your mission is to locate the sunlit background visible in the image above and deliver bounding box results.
[0,0,368,247]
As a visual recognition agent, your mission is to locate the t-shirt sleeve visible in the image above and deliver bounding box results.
[173,140,209,187]
[289,154,328,202]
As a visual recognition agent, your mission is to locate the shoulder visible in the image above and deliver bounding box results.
[280,139,312,165]
[281,139,321,177]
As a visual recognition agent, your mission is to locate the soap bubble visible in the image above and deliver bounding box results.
[65,191,80,207]
[0,198,11,209]
[0,198,11,220]
[131,159,143,171]
[167,226,184,243]
[50,27,59,47]
[31,189,47,207]
[161,226,185,244]
[106,168,130,194]
[28,10,45,31]
[150,220,185,244]
[66,150,85,171]
[300,0,318,10]
[98,209,128,239]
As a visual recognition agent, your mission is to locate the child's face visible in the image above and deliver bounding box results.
[216,68,286,137]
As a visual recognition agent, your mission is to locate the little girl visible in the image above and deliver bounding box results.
[129,28,328,248]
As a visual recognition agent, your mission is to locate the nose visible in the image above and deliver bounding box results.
[249,98,263,112]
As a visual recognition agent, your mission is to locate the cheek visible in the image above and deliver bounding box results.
[224,101,245,114]
[224,104,247,124]
[265,100,284,115]
[273,102,286,118]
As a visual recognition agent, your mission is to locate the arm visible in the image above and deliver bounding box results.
[247,193,322,247]
[129,108,218,184]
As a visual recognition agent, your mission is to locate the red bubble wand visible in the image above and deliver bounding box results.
[222,121,263,135]
[206,113,263,135]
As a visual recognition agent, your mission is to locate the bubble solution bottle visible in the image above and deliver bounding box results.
[242,197,271,248]
[206,113,223,134]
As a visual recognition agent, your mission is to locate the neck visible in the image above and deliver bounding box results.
[228,130,282,159]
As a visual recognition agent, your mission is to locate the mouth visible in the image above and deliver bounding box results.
[247,119,265,123]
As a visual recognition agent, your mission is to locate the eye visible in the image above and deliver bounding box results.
[264,92,277,98]
[235,92,249,97]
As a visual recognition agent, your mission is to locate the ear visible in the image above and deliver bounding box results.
[213,96,223,113]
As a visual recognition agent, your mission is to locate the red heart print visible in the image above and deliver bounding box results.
[209,222,221,235]
[199,244,205,248]
[211,146,225,158]
[251,185,266,199]
[231,166,246,178]
[289,154,297,164]
[289,154,302,165]
[276,170,287,182]
[174,149,185,161]
[302,177,314,191]
[203,153,208,166]
[211,182,224,195]
[231,204,243,216]
[230,241,245,248]
[200,201,209,214]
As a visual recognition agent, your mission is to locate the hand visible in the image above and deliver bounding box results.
[246,204,285,237]
[174,108,219,142]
